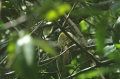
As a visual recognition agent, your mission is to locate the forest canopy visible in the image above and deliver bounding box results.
[0,0,120,79]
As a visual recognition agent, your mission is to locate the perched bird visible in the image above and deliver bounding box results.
[57,32,73,65]
[49,29,61,41]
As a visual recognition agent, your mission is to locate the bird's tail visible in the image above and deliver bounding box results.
[63,45,72,65]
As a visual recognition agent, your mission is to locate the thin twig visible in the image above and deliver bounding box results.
[66,16,88,46]
[97,68,105,79]
[39,44,75,66]
[70,58,90,75]
[29,19,45,35]
[23,0,38,22]
[66,59,112,79]
[56,60,62,79]
[0,55,8,64]
[62,0,78,27]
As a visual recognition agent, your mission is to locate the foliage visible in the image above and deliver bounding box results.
[0,0,120,79]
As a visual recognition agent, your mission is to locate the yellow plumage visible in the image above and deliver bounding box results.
[58,32,73,64]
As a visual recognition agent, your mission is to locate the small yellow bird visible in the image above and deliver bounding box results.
[57,32,73,64]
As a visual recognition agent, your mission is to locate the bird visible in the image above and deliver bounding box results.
[57,32,73,65]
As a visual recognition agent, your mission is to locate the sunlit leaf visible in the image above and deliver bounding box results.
[46,10,58,21]
[17,35,34,66]
[114,44,120,48]
[7,31,37,78]
[57,4,71,15]
[45,3,71,21]
[79,20,88,32]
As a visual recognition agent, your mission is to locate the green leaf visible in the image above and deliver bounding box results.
[110,1,120,15]
[7,31,37,78]
[34,39,57,56]
[71,8,102,17]
[46,10,58,21]
[103,45,116,57]
[96,18,107,54]
[0,20,4,29]
[17,35,35,66]
[79,20,88,32]
[108,49,120,66]
[45,3,71,21]
[57,4,71,15]
[112,17,120,45]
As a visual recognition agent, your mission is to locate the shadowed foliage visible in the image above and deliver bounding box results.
[0,0,120,79]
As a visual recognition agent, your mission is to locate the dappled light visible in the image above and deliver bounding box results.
[0,0,120,79]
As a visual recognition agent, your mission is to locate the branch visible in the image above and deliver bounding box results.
[90,0,114,10]
[65,15,88,46]
[38,71,57,75]
[62,0,78,27]
[56,60,62,79]
[1,15,26,29]
[39,44,75,66]
[66,59,112,79]
[66,65,96,79]
[29,19,45,35]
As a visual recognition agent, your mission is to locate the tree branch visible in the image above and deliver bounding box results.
[66,59,112,79]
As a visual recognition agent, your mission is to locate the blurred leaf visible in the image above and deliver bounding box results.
[40,2,71,21]
[57,4,71,15]
[10,0,22,6]
[34,39,57,56]
[7,31,37,78]
[112,17,120,45]
[110,1,120,15]
[71,8,102,17]
[0,20,4,29]
[96,18,107,54]
[114,44,120,48]
[17,35,35,66]
[79,20,88,32]
[46,10,58,21]
[108,49,120,66]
